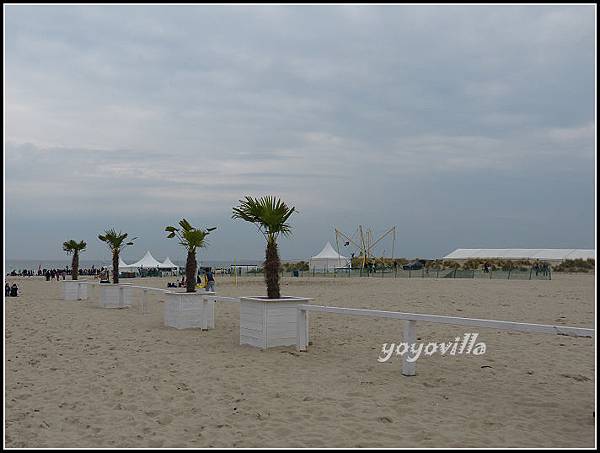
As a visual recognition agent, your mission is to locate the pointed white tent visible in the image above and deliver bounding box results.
[129,251,163,268]
[119,257,137,272]
[309,242,350,271]
[160,257,179,270]
[109,257,136,271]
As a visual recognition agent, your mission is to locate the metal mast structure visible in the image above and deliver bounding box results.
[334,225,396,268]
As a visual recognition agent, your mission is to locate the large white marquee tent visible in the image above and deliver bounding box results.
[443,249,595,263]
[111,252,179,274]
[309,242,350,271]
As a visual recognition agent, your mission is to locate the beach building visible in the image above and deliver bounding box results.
[309,242,350,271]
[443,248,595,265]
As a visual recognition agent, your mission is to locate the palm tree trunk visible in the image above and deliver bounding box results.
[265,238,280,298]
[72,252,79,280]
[186,250,197,293]
[112,251,119,284]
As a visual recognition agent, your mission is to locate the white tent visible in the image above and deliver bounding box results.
[309,242,350,271]
[160,257,179,270]
[128,251,163,269]
[443,248,595,263]
[109,257,137,272]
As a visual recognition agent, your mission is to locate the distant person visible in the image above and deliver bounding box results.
[5,283,10,297]
[205,268,215,292]
[10,283,19,297]
[542,262,549,277]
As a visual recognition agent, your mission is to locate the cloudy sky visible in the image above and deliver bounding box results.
[4,5,596,262]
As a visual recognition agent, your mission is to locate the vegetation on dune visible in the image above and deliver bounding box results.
[282,261,310,272]
[553,258,595,273]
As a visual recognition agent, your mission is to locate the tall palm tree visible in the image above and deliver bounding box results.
[232,196,296,299]
[98,229,137,284]
[165,219,214,293]
[63,240,87,280]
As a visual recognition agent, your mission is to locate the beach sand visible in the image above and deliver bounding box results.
[4,273,595,448]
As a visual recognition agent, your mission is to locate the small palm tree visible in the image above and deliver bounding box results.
[165,219,214,293]
[98,229,137,284]
[63,240,87,280]
[232,196,296,299]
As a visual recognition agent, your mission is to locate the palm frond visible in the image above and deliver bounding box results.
[232,195,296,238]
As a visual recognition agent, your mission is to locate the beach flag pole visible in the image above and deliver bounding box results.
[234,257,238,287]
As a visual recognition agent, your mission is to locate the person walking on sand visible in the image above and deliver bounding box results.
[205,268,215,292]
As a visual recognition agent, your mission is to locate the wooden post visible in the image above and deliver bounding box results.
[296,308,309,352]
[402,320,417,376]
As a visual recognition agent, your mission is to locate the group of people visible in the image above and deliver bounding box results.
[5,283,19,297]
[533,261,551,276]
[44,269,67,281]
[8,269,36,277]
[167,268,215,291]
[7,266,105,279]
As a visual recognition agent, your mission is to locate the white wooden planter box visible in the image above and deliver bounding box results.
[62,280,88,301]
[99,284,133,309]
[240,296,312,349]
[164,291,216,330]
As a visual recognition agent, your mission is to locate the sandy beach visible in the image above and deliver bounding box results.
[4,273,595,448]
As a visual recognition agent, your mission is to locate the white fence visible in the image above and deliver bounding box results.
[296,304,594,376]
[76,281,240,314]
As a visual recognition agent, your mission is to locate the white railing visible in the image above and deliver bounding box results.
[77,281,240,313]
[296,304,594,376]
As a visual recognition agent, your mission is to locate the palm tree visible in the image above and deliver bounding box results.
[63,240,87,280]
[232,196,296,299]
[98,229,137,284]
[165,219,214,293]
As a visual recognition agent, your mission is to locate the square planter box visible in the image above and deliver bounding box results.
[99,284,133,309]
[164,291,216,330]
[62,280,88,301]
[240,296,312,349]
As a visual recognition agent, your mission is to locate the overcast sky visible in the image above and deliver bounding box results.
[4,5,596,262]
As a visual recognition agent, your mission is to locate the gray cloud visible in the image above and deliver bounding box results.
[5,5,595,261]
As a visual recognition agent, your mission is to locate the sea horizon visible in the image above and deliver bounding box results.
[4,257,309,273]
